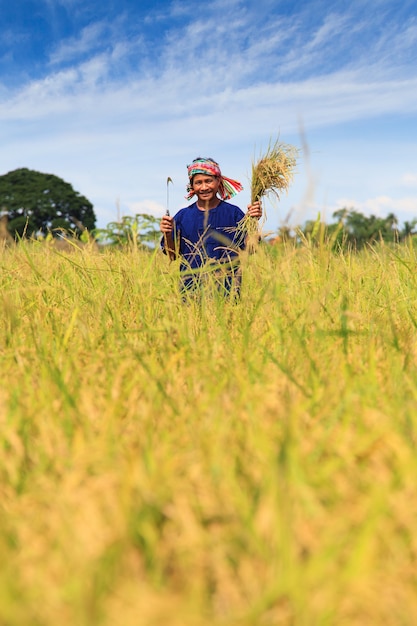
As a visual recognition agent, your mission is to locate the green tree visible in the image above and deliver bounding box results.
[332,208,399,248]
[0,168,96,238]
[401,219,417,239]
[95,213,161,248]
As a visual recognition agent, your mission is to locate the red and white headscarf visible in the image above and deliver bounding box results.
[186,157,243,201]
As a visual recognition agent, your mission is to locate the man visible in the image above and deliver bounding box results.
[160,157,262,298]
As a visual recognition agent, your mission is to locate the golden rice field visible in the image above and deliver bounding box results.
[1,237,417,625]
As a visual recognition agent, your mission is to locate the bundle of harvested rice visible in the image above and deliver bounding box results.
[244,138,298,251]
[251,138,298,203]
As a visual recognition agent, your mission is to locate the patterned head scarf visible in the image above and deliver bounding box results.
[186,157,243,201]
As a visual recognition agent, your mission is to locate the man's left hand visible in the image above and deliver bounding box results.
[247,200,262,219]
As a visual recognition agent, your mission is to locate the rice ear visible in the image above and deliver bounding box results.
[251,138,298,204]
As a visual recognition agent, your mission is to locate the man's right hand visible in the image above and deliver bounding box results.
[160,215,174,233]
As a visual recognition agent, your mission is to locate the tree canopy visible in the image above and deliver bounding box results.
[330,208,400,247]
[296,208,417,249]
[0,168,96,238]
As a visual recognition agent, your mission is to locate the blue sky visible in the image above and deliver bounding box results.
[1,0,417,234]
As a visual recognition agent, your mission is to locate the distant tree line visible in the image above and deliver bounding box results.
[2,168,416,252]
[94,214,161,248]
[285,208,417,249]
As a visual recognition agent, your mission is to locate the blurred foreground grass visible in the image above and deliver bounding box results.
[1,239,417,625]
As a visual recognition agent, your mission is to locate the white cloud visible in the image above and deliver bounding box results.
[307,13,350,50]
[127,200,166,218]
[2,60,417,133]
[402,173,417,187]
[335,195,417,218]
[49,22,109,66]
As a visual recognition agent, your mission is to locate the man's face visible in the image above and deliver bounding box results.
[191,174,220,204]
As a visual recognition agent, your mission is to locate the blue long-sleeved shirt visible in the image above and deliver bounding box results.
[161,200,246,270]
